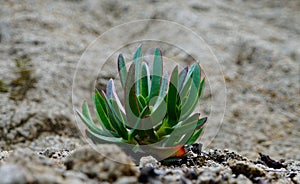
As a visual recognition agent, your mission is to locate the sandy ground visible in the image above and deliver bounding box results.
[0,0,299,183]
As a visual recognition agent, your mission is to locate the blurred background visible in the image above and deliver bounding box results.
[0,0,299,160]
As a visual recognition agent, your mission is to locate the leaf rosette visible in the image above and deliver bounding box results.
[77,45,207,159]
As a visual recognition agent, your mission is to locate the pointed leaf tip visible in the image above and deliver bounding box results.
[118,54,127,88]
[106,78,114,99]
[149,48,163,100]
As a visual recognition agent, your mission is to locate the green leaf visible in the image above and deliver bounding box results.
[179,83,198,120]
[106,79,125,113]
[128,105,154,143]
[186,128,203,145]
[134,44,143,96]
[156,75,168,103]
[163,113,199,146]
[156,127,174,138]
[179,73,192,104]
[137,94,147,111]
[100,91,128,140]
[141,62,150,98]
[77,108,116,137]
[179,64,202,121]
[198,78,205,98]
[178,66,188,93]
[185,116,207,145]
[149,48,163,100]
[125,64,140,128]
[82,101,93,122]
[109,98,127,129]
[175,113,199,130]
[93,90,114,131]
[86,129,123,143]
[196,117,207,129]
[149,97,167,127]
[167,66,179,124]
[118,54,127,88]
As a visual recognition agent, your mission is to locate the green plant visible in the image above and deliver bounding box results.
[77,45,207,157]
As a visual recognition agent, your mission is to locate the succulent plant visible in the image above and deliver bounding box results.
[77,45,207,158]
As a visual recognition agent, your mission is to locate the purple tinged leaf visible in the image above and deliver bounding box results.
[106,79,125,113]
[179,63,202,121]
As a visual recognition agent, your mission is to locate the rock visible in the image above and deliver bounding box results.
[114,176,137,184]
[3,148,95,183]
[207,149,248,163]
[292,173,300,184]
[0,164,27,184]
[197,166,224,184]
[138,166,159,183]
[29,135,82,151]
[0,151,11,162]
[230,174,252,184]
[228,160,266,179]
[139,156,158,168]
[64,144,137,182]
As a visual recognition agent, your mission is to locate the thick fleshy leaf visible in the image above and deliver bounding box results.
[185,117,207,145]
[137,94,147,112]
[134,45,143,96]
[178,67,188,93]
[156,74,168,104]
[118,54,127,88]
[125,64,140,128]
[147,76,168,129]
[93,90,114,131]
[100,91,128,140]
[109,99,127,128]
[149,48,163,100]
[86,129,123,143]
[77,109,116,137]
[167,66,179,124]
[106,79,125,113]
[141,62,150,98]
[179,73,192,103]
[196,117,207,129]
[82,101,93,122]
[179,83,198,120]
[175,113,200,130]
[128,105,154,143]
[106,78,114,99]
[162,113,199,146]
[156,126,174,138]
[198,78,205,98]
[150,97,167,127]
[179,64,202,120]
[186,128,203,145]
